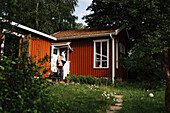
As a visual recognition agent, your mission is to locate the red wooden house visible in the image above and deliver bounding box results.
[1,19,130,82]
[51,25,130,82]
[0,20,56,77]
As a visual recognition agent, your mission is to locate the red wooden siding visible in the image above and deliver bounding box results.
[69,37,112,77]
[30,37,51,77]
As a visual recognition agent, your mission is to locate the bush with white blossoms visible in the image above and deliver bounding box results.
[102,91,115,100]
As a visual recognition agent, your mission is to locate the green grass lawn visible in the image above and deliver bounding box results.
[46,82,166,113]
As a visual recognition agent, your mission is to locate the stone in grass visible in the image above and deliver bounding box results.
[110,106,122,111]
[116,98,123,103]
[107,110,117,113]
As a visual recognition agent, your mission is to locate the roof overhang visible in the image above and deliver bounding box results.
[0,17,57,41]
[51,42,71,46]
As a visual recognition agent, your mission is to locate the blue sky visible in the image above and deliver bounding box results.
[74,0,93,25]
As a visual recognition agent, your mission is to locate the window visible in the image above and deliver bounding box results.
[53,47,58,55]
[119,43,125,54]
[94,39,109,68]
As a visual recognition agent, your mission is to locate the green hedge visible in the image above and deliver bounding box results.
[69,74,113,86]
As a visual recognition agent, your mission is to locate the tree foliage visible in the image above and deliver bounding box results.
[83,0,170,84]
[0,0,78,34]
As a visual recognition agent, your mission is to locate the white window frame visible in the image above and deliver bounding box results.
[93,39,109,69]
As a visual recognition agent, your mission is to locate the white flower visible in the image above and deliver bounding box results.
[104,91,107,94]
[107,94,110,97]
[113,98,116,101]
[89,87,92,90]
[107,96,110,99]
[149,93,154,98]
[110,92,114,97]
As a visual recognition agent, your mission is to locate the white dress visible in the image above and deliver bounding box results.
[61,52,66,61]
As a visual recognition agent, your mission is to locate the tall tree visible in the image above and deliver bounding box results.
[83,0,170,85]
[0,0,78,34]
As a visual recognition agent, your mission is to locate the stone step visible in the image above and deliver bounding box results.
[115,103,123,106]
[109,106,122,111]
[107,110,117,113]
[114,95,124,99]
[116,98,123,103]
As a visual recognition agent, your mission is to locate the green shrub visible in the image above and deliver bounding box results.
[69,74,113,86]
[79,75,87,84]
[70,74,80,83]
[0,34,54,112]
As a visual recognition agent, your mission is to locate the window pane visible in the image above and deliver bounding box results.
[96,61,101,67]
[102,42,107,55]
[102,41,107,60]
[53,48,58,55]
[102,61,107,67]
[96,54,100,60]
[96,42,100,54]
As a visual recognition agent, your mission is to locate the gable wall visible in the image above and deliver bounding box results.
[68,36,112,77]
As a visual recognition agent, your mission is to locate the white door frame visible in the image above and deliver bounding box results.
[50,42,71,79]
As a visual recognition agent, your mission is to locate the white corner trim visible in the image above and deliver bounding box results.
[110,34,115,84]
[10,21,57,41]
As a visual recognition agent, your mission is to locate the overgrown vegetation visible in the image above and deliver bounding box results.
[47,83,115,113]
[0,33,54,112]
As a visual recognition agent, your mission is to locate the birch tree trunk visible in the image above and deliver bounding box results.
[36,1,39,30]
[163,47,170,112]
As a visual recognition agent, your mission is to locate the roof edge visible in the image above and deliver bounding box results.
[57,24,126,41]
[10,21,57,41]
[1,17,57,41]
[57,32,117,40]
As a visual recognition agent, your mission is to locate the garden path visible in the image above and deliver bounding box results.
[107,95,124,113]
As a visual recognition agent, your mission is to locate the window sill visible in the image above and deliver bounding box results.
[93,67,109,69]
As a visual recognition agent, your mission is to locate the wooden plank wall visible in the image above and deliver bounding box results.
[30,37,51,77]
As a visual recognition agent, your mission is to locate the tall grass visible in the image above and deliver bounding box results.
[47,83,116,113]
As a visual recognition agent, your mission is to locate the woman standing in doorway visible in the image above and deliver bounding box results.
[56,55,65,83]
[61,49,66,64]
